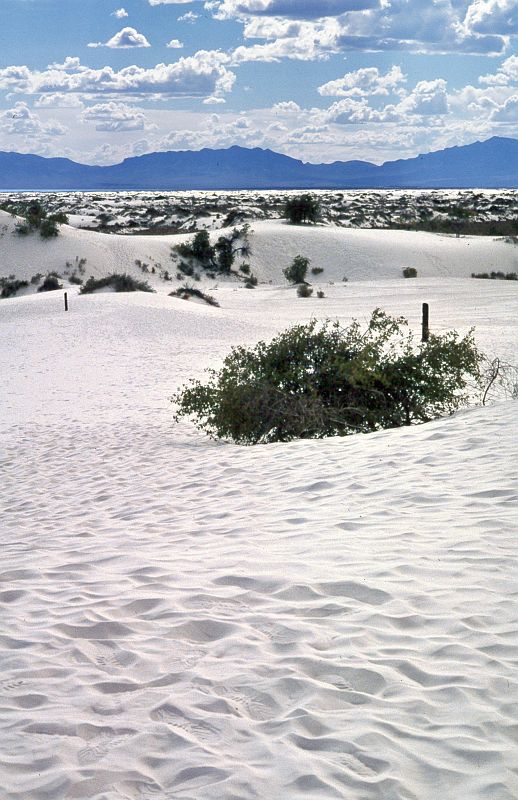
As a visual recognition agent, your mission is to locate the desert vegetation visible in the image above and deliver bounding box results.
[1,200,68,239]
[284,255,310,284]
[471,271,517,280]
[3,190,515,236]
[173,225,251,276]
[169,285,219,307]
[283,194,321,225]
[79,274,154,294]
[172,309,483,444]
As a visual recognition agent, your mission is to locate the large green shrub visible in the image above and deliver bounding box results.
[172,310,483,444]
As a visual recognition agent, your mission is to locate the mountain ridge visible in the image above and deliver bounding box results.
[0,136,516,190]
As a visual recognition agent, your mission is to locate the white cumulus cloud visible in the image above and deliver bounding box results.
[1,102,67,137]
[105,27,152,48]
[318,65,406,97]
[0,52,236,100]
[81,101,154,131]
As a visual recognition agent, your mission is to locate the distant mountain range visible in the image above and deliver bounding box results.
[0,137,516,190]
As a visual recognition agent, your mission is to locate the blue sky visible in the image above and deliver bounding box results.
[0,0,516,164]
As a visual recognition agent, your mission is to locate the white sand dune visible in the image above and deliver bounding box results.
[1,220,518,799]
[1,210,517,287]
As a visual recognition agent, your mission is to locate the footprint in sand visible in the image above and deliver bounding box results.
[167,643,205,671]
[0,678,28,693]
[95,651,134,669]
[77,732,131,765]
[255,622,299,644]
[151,704,219,745]
[212,684,277,721]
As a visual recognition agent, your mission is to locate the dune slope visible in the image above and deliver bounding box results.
[1,211,517,287]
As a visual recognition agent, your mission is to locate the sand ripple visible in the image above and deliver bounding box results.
[1,399,517,799]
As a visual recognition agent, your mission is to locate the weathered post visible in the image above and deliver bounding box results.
[64,292,68,312]
[422,302,429,342]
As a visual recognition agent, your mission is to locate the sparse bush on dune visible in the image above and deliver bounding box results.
[0,277,29,299]
[284,255,310,285]
[245,274,258,288]
[169,285,219,307]
[79,274,155,294]
[37,274,63,292]
[172,309,483,445]
[297,283,313,298]
[402,267,418,278]
[11,201,67,238]
[471,271,517,280]
[173,225,251,275]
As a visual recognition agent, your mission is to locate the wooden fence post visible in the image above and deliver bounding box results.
[422,302,429,342]
[64,292,68,312]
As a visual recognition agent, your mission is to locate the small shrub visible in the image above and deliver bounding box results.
[0,277,29,298]
[297,283,313,298]
[317,290,325,298]
[37,274,63,292]
[178,262,194,277]
[284,255,310,285]
[79,274,154,294]
[471,271,517,281]
[311,267,324,275]
[15,223,30,235]
[69,274,83,285]
[30,273,43,285]
[169,285,219,307]
[402,267,417,278]
[39,218,59,239]
[240,263,251,275]
[342,276,349,283]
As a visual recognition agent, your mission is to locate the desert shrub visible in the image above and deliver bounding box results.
[173,225,251,274]
[297,283,313,298]
[38,274,63,292]
[69,274,83,285]
[402,267,417,278]
[191,230,214,265]
[15,223,30,235]
[471,271,517,281]
[30,273,43,285]
[311,267,324,275]
[0,277,29,298]
[317,290,325,298]
[39,218,59,239]
[178,262,194,277]
[246,274,258,287]
[172,309,483,445]
[284,194,320,225]
[169,285,219,307]
[284,255,310,284]
[79,274,154,294]
[50,212,69,225]
[240,262,251,275]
